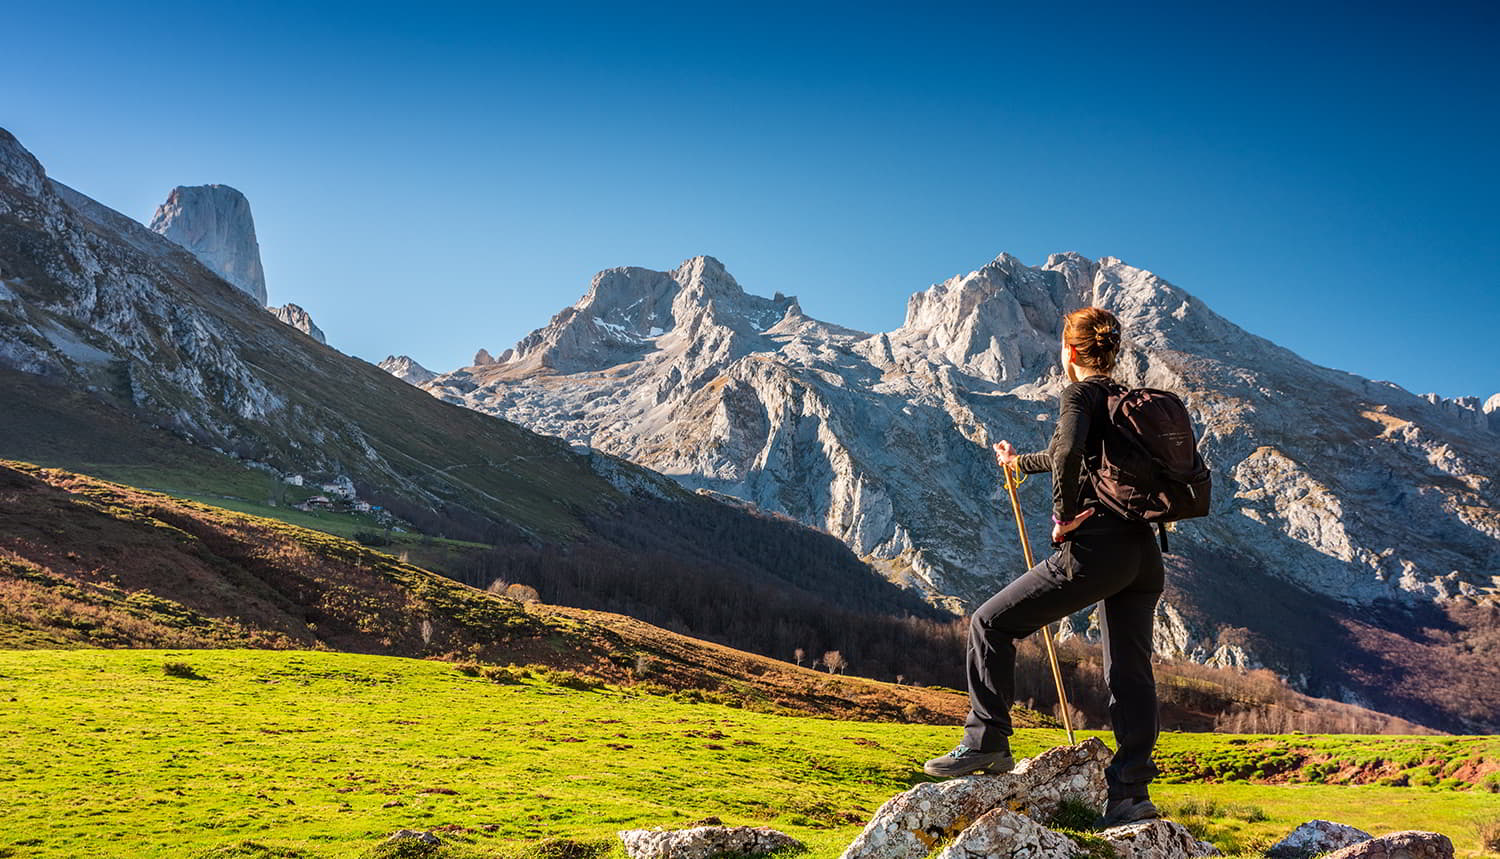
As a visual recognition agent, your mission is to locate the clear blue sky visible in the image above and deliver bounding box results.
[5,0,1496,398]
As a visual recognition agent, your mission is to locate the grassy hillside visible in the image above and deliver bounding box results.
[0,459,996,726]
[1,649,1495,859]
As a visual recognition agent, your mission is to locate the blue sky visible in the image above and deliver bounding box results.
[5,0,1496,398]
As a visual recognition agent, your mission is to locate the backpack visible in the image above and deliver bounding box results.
[1083,379,1212,551]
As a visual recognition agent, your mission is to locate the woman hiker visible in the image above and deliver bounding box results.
[922,306,1164,828]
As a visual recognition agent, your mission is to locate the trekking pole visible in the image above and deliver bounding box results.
[1001,461,1076,744]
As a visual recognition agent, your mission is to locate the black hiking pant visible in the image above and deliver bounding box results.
[962,523,1164,800]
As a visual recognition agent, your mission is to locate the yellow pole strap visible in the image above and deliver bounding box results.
[1003,461,1076,745]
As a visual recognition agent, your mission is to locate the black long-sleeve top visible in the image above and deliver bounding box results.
[1015,375,1144,534]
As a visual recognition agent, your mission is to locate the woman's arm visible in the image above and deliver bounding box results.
[1047,383,1094,522]
[1016,451,1052,473]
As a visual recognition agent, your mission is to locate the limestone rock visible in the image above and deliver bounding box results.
[1320,831,1454,859]
[844,747,1222,859]
[933,807,1079,859]
[380,354,437,385]
[149,184,267,305]
[0,127,47,197]
[1267,820,1373,858]
[618,824,804,859]
[270,303,325,343]
[1101,819,1221,858]
[838,739,1109,859]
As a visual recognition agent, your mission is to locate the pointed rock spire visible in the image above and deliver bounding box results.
[149,184,268,305]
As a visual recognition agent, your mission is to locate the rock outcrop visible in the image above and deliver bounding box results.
[385,829,442,846]
[930,807,1081,859]
[618,824,804,859]
[271,303,325,343]
[0,131,286,425]
[149,184,267,305]
[1268,820,1373,858]
[841,740,1218,859]
[1100,820,1221,859]
[839,739,1109,859]
[380,354,437,385]
[1320,831,1454,859]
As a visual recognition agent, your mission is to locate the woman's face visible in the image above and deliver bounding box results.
[1060,341,1077,382]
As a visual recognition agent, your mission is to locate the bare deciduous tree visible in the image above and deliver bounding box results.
[822,650,847,674]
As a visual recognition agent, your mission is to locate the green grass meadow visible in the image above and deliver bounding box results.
[1,650,1496,859]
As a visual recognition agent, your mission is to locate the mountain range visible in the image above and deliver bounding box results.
[404,252,1500,731]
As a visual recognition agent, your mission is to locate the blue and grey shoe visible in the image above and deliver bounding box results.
[922,743,1015,778]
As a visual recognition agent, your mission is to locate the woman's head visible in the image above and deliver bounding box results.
[1061,306,1121,377]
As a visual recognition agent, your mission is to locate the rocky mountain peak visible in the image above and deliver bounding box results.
[1040,251,1100,298]
[889,252,1074,381]
[568,256,741,323]
[379,355,437,386]
[270,303,325,344]
[149,184,267,305]
[671,254,742,299]
[494,256,798,376]
[0,127,47,198]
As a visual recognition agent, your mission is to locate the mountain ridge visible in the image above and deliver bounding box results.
[415,250,1500,731]
[428,251,1499,606]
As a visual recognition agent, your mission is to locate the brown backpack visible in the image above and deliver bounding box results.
[1084,379,1212,551]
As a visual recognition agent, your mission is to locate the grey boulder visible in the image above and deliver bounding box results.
[1268,819,1374,858]
[618,824,804,859]
[1321,831,1455,859]
[933,807,1080,859]
[1100,819,1221,859]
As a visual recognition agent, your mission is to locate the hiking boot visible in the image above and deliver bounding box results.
[1095,796,1161,827]
[922,743,1014,778]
